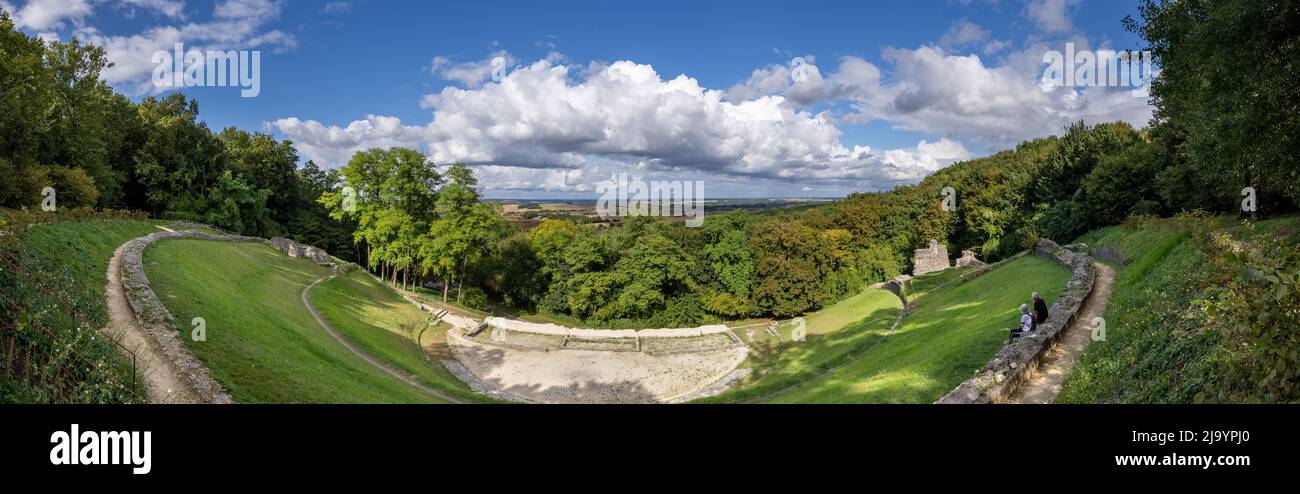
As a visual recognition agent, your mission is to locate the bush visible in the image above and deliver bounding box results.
[855,244,901,284]
[703,290,749,318]
[24,165,100,209]
[460,286,488,310]
[651,293,707,327]
[1200,234,1300,402]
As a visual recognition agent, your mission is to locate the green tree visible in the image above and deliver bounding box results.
[203,170,274,236]
[421,164,501,302]
[1083,140,1165,224]
[749,220,831,317]
[133,94,228,215]
[219,128,302,231]
[1132,0,1300,211]
[323,147,442,288]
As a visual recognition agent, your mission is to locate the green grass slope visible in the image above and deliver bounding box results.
[769,255,1070,403]
[310,271,493,402]
[0,219,165,403]
[144,239,449,403]
[700,288,903,402]
[1059,215,1300,403]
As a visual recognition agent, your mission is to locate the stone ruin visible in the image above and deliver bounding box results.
[1092,245,1127,266]
[269,237,332,265]
[955,249,986,268]
[912,239,950,276]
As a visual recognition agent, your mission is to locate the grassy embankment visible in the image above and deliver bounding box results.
[1059,214,1300,403]
[704,255,1068,403]
[145,239,486,403]
[1,218,164,402]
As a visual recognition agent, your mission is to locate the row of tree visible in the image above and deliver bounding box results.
[0,10,354,257]
[319,148,503,302]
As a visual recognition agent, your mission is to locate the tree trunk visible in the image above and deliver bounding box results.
[456,258,466,304]
[442,275,450,302]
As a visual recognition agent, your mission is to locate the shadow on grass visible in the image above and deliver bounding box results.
[698,303,902,403]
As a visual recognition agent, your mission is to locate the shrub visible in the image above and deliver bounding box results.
[24,165,100,209]
[1129,200,1162,217]
[460,286,488,310]
[1036,200,1086,243]
[1200,234,1300,402]
[703,290,749,318]
[652,293,707,327]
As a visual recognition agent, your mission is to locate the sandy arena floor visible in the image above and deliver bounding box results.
[446,331,748,403]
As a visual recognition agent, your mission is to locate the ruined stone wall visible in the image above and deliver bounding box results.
[912,239,950,276]
[936,238,1095,404]
[120,230,338,403]
[1092,245,1127,266]
[473,316,746,355]
[955,249,986,268]
[269,237,332,265]
[120,231,261,404]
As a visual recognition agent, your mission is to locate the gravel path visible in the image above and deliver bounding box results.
[104,242,201,403]
[1008,263,1116,404]
[300,276,466,403]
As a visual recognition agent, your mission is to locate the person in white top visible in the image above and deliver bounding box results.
[1008,303,1034,343]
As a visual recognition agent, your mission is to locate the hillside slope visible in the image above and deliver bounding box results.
[1060,215,1300,403]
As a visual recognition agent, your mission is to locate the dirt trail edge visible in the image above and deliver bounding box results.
[1008,263,1116,404]
[105,242,201,403]
[301,276,466,403]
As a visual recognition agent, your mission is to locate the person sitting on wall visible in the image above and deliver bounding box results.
[1008,303,1035,343]
[1032,292,1049,324]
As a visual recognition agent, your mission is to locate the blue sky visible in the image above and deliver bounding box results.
[5,0,1153,198]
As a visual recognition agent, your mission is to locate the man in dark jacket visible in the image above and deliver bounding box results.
[1032,292,1049,324]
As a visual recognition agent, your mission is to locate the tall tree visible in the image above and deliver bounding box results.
[421,164,500,302]
[1134,0,1300,211]
[322,147,441,287]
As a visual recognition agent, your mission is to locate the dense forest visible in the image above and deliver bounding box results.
[0,10,355,258]
[2,0,1297,330]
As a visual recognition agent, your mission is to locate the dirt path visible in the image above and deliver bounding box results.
[104,242,201,403]
[301,276,466,403]
[1008,263,1116,404]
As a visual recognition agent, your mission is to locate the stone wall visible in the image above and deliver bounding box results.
[474,316,746,355]
[1092,245,1127,266]
[119,230,339,403]
[912,239,950,276]
[955,249,986,268]
[269,237,332,265]
[936,238,1095,404]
